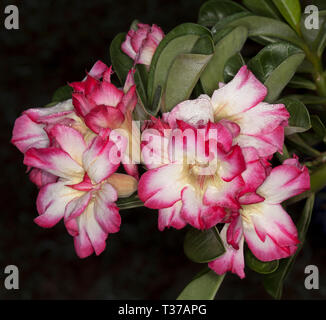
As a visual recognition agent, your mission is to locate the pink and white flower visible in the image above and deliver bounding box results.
[138,117,247,230]
[164,66,290,158]
[11,99,94,187]
[209,156,310,278]
[70,61,140,178]
[121,23,164,67]
[23,124,138,258]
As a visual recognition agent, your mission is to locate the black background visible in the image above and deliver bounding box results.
[1,0,326,299]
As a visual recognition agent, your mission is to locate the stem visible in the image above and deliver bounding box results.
[302,44,326,97]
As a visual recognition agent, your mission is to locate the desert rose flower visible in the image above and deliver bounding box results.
[23,124,138,258]
[70,61,140,178]
[138,116,247,230]
[121,23,164,67]
[164,66,290,158]
[209,156,310,278]
[11,99,95,187]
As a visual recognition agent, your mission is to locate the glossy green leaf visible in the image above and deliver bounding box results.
[245,249,279,274]
[116,193,144,210]
[272,0,301,31]
[177,268,225,300]
[278,98,311,135]
[110,32,133,84]
[52,85,73,102]
[288,75,317,90]
[147,23,212,111]
[263,194,315,299]
[200,26,247,95]
[198,0,247,27]
[164,53,212,112]
[212,14,305,48]
[248,42,305,102]
[243,0,281,19]
[184,227,225,263]
[223,52,245,83]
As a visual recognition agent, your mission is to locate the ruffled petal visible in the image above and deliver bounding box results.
[211,66,267,118]
[158,201,186,231]
[11,114,49,153]
[242,203,299,261]
[138,164,185,209]
[35,180,82,228]
[181,186,226,229]
[24,147,84,180]
[208,223,245,279]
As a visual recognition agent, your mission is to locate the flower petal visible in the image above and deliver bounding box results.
[211,66,267,118]
[82,135,122,184]
[11,114,48,153]
[181,186,226,229]
[257,160,310,204]
[50,124,87,165]
[35,180,82,228]
[94,183,121,234]
[84,105,125,133]
[24,147,84,180]
[138,163,185,209]
[208,223,245,279]
[158,201,186,231]
[242,203,299,261]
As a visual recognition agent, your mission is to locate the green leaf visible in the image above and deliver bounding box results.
[247,42,305,102]
[311,115,326,142]
[200,26,248,95]
[198,0,247,27]
[272,0,301,32]
[245,249,279,274]
[288,75,317,90]
[263,194,315,299]
[177,268,225,300]
[212,14,305,48]
[184,227,225,263]
[164,53,212,112]
[297,59,314,74]
[110,33,133,84]
[133,63,152,118]
[277,97,311,135]
[223,52,245,83]
[116,193,144,210]
[285,94,326,105]
[52,85,73,102]
[243,0,281,19]
[147,23,212,112]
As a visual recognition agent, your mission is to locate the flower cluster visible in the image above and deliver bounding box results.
[12,61,138,258]
[11,22,310,279]
[138,65,310,278]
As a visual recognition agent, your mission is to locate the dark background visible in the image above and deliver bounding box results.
[1,0,326,299]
